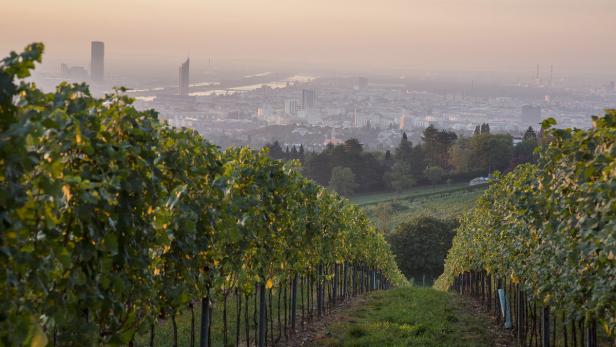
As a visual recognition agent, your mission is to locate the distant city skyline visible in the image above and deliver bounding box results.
[2,0,616,75]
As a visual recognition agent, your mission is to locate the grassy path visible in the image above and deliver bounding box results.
[309,287,510,347]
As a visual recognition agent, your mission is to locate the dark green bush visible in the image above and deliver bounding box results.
[387,216,458,284]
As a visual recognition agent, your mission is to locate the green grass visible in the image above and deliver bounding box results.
[363,188,484,233]
[314,287,496,347]
[350,183,485,206]
[354,183,487,232]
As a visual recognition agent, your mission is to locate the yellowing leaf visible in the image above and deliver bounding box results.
[510,273,519,284]
[153,267,160,276]
[75,133,82,144]
[266,279,273,289]
[30,323,48,347]
[62,185,72,202]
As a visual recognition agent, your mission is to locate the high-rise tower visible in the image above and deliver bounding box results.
[90,41,104,83]
[179,58,190,96]
[302,89,316,110]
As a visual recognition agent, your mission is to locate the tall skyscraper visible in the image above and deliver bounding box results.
[90,41,104,83]
[179,58,190,96]
[302,89,316,110]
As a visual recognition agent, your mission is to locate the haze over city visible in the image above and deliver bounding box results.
[3,0,616,75]
[2,0,616,153]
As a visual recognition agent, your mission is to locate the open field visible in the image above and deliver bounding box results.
[350,183,486,207]
[361,186,486,233]
[350,183,467,206]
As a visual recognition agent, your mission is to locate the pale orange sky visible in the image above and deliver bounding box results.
[2,0,616,72]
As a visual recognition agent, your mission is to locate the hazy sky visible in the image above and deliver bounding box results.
[2,0,616,73]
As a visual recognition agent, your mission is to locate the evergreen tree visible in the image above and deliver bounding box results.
[474,125,481,136]
[480,123,490,134]
[298,145,305,163]
[523,126,537,143]
[511,127,539,167]
[266,140,285,160]
[395,132,413,162]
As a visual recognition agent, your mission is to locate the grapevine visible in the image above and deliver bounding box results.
[0,43,407,346]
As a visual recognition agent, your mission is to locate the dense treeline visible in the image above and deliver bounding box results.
[278,123,538,196]
[436,112,616,338]
[0,44,406,346]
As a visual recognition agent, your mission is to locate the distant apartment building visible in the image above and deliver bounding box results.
[90,41,104,83]
[60,63,88,80]
[284,99,298,115]
[179,58,190,96]
[302,89,316,110]
[521,105,541,127]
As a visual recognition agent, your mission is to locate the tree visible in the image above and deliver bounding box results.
[328,166,357,196]
[422,125,457,169]
[408,144,426,180]
[469,133,513,173]
[448,137,473,173]
[523,126,537,143]
[424,165,445,185]
[474,125,481,136]
[298,144,305,163]
[392,132,425,180]
[383,150,394,171]
[512,127,538,167]
[395,132,413,163]
[265,140,284,160]
[480,123,490,134]
[385,161,416,192]
[344,138,363,155]
[303,138,385,193]
[384,150,392,161]
[387,216,458,284]
[291,145,298,160]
